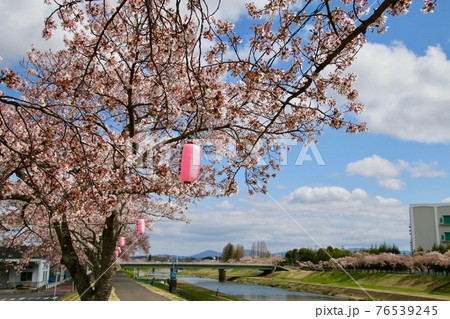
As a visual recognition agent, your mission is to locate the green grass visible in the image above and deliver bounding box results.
[179,268,450,300]
[268,270,450,298]
[284,271,450,292]
[119,268,243,301]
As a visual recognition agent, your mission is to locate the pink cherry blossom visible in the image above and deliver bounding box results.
[0,0,439,300]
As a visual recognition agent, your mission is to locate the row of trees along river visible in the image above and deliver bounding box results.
[283,243,450,275]
[172,242,449,301]
[221,241,271,261]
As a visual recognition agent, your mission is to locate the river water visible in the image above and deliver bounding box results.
[178,275,344,301]
[149,270,344,301]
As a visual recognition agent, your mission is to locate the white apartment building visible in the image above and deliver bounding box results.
[409,204,450,251]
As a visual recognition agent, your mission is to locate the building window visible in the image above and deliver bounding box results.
[444,233,450,241]
[442,216,450,225]
[20,272,33,282]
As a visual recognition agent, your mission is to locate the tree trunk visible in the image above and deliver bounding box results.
[92,211,118,301]
[54,216,95,300]
[53,212,118,301]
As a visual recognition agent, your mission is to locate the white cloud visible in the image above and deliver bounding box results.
[346,155,446,190]
[274,183,287,190]
[212,200,234,210]
[0,0,64,66]
[0,0,267,68]
[346,155,399,178]
[377,178,406,191]
[204,0,255,21]
[346,155,405,190]
[283,185,367,204]
[207,0,302,21]
[149,186,410,255]
[442,197,450,203]
[351,43,450,143]
[0,0,252,67]
[170,0,266,22]
[399,160,447,178]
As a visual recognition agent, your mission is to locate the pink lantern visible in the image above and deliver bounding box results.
[119,236,126,247]
[116,246,121,254]
[179,138,201,184]
[137,218,145,235]
[114,250,119,259]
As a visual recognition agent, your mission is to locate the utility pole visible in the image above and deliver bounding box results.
[169,256,177,293]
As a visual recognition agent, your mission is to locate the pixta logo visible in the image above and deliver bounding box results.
[283,141,325,166]
[201,138,325,167]
[128,135,325,167]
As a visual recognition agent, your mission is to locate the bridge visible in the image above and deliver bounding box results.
[119,261,287,282]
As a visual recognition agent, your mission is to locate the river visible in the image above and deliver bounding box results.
[149,270,344,301]
[178,275,345,301]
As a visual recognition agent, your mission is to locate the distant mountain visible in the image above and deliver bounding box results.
[146,249,286,260]
[190,250,221,258]
[272,252,286,257]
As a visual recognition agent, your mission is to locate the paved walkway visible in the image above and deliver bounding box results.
[0,280,74,301]
[113,272,170,301]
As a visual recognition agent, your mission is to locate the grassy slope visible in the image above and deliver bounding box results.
[180,268,450,301]
[281,270,450,294]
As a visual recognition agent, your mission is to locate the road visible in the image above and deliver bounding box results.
[0,280,73,301]
[0,275,173,301]
[0,289,67,301]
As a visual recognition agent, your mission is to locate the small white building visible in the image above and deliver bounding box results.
[0,247,68,289]
[410,204,450,251]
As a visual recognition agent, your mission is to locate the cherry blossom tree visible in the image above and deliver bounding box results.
[0,0,437,300]
[418,251,446,275]
[310,251,450,275]
[442,251,450,276]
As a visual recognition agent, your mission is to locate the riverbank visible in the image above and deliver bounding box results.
[120,269,243,301]
[179,268,450,301]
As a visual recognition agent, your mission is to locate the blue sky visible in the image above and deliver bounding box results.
[1,0,449,256]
